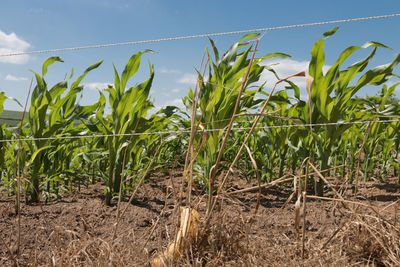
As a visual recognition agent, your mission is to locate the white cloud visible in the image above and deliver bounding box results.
[83,82,112,90]
[385,79,400,91]
[154,98,184,111]
[260,59,331,98]
[159,67,181,74]
[171,88,180,93]
[5,74,28,81]
[0,30,31,64]
[261,59,309,89]
[177,73,197,85]
[165,98,183,106]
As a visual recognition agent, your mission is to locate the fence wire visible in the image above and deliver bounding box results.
[1,119,399,143]
[0,13,399,58]
[1,13,400,143]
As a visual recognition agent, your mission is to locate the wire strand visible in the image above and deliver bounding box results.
[1,119,399,143]
[1,13,399,58]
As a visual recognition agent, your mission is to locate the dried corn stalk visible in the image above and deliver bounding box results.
[152,207,200,267]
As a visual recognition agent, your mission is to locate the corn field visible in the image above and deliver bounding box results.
[1,26,400,266]
[0,28,399,204]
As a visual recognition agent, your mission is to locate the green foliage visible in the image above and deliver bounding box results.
[85,51,159,204]
[26,57,103,202]
[1,31,400,203]
[305,28,400,195]
[183,35,289,185]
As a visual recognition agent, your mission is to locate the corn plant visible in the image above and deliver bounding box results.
[147,106,189,173]
[86,51,156,204]
[0,92,21,190]
[0,93,9,182]
[358,83,400,181]
[306,27,400,195]
[183,34,289,188]
[26,57,103,202]
[243,90,295,181]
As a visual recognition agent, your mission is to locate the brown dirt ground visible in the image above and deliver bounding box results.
[1,169,400,266]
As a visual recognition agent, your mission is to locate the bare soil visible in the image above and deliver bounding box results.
[1,169,400,266]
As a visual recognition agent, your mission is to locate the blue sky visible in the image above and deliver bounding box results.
[0,0,400,111]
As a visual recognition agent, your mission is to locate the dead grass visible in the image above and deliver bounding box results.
[47,201,400,266]
[334,212,400,266]
[2,173,400,266]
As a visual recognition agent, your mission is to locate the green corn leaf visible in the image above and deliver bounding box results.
[120,50,153,93]
[361,41,391,50]
[112,64,121,97]
[105,85,117,109]
[71,60,103,89]
[75,97,104,119]
[321,46,362,96]
[42,123,65,138]
[62,87,84,117]
[239,33,260,43]
[42,57,63,76]
[337,48,377,92]
[32,72,46,96]
[225,46,252,82]
[284,80,301,100]
[221,41,240,66]
[309,39,325,101]
[0,92,6,115]
[26,145,53,167]
[322,27,339,39]
[95,110,111,134]
[382,82,400,109]
[356,53,400,88]
[257,52,291,63]
[69,68,74,79]
[209,38,220,63]
[49,81,68,100]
